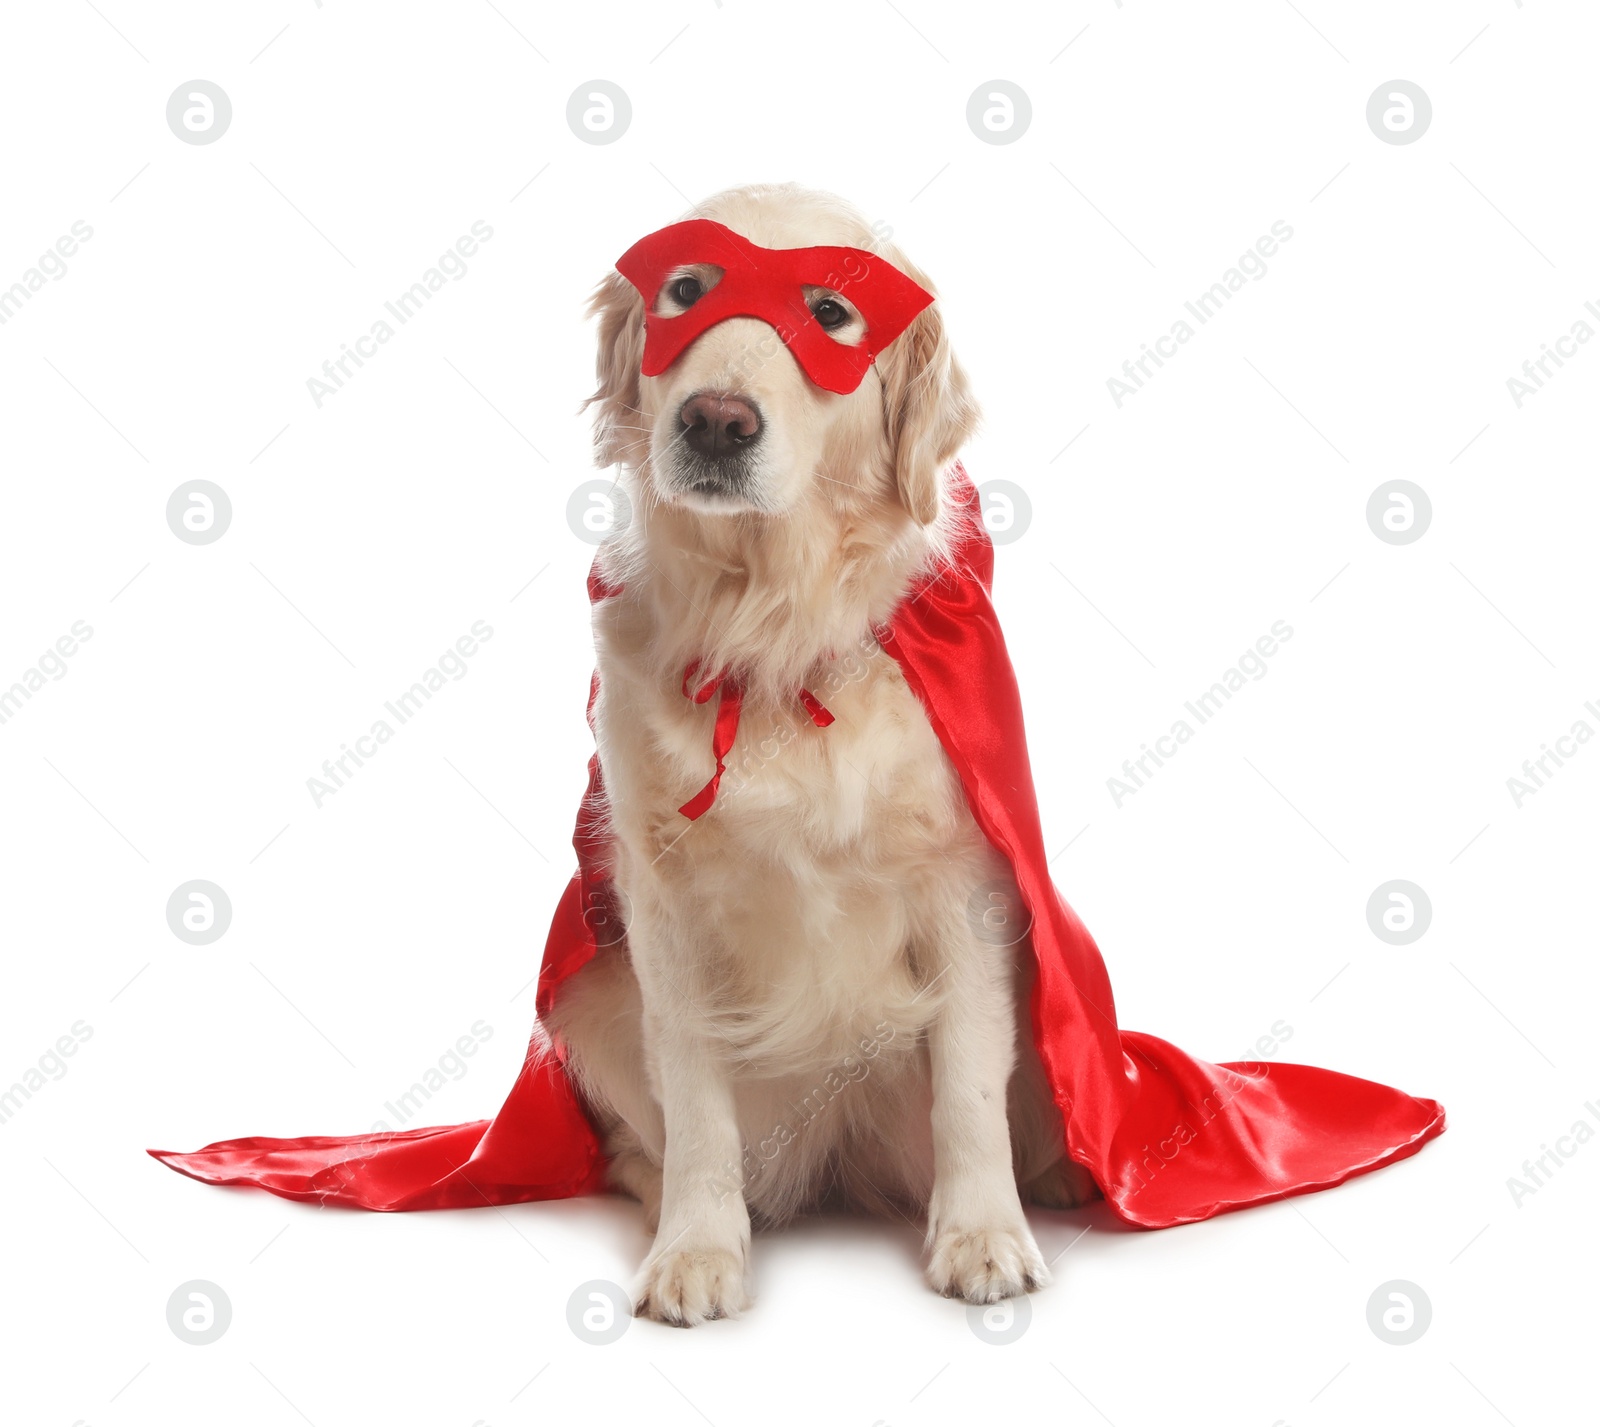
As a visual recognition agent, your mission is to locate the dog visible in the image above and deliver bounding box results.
[544,183,1096,1326]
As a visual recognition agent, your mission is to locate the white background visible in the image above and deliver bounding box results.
[2,1,1595,1423]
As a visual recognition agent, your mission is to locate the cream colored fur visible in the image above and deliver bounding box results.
[545,183,1095,1326]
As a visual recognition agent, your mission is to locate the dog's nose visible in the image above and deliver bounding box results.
[679,391,762,459]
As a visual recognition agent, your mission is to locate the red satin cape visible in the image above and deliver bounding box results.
[150,466,1445,1224]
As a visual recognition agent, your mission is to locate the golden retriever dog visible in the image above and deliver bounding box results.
[545,183,1095,1326]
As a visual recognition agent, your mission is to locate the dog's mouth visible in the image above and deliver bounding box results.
[663,451,764,512]
[683,468,744,497]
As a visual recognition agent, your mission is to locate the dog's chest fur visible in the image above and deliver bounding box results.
[594,626,1001,1081]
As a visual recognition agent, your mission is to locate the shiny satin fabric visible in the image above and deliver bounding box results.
[676,663,834,821]
[151,465,1444,1221]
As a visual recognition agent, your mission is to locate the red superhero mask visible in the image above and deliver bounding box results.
[614,218,936,395]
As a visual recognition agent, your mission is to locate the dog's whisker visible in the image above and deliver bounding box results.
[810,468,862,491]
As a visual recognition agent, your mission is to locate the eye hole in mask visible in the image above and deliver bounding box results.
[656,264,723,315]
[802,286,861,342]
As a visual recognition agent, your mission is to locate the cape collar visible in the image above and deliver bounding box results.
[677,659,834,820]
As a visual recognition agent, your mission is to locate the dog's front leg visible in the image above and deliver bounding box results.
[630,984,752,1326]
[924,931,1050,1303]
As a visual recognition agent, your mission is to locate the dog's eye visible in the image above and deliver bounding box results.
[669,275,704,307]
[811,298,849,331]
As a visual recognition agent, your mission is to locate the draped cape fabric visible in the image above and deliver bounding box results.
[150,466,1445,1225]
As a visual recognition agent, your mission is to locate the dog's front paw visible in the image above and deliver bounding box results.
[633,1245,750,1326]
[926,1221,1050,1304]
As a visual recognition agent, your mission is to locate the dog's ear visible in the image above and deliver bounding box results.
[583,271,646,468]
[879,266,980,526]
